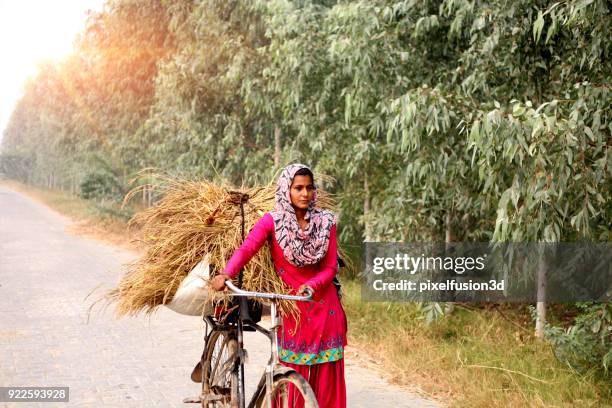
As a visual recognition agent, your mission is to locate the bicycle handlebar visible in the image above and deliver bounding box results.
[225,280,313,302]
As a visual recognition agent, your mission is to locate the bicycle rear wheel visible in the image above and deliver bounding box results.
[201,330,239,407]
[255,371,318,408]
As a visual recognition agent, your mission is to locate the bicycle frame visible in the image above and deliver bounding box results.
[203,281,313,408]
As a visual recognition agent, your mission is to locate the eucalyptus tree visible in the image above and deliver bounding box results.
[256,0,610,346]
[1,0,176,199]
[255,0,495,245]
[1,62,71,188]
[75,0,176,184]
[382,0,610,336]
[254,1,398,242]
[461,0,611,342]
[143,0,276,186]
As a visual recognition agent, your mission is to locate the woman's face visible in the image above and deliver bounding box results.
[289,174,315,211]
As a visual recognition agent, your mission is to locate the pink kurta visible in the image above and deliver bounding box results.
[224,212,348,365]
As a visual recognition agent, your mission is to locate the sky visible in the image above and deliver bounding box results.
[0,0,105,143]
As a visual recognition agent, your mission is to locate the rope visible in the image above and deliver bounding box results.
[238,198,245,287]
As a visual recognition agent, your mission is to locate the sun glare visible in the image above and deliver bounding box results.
[0,0,104,138]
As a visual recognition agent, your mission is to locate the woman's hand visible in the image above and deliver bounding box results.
[297,284,314,297]
[210,273,230,291]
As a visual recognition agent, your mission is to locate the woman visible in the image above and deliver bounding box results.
[211,163,347,408]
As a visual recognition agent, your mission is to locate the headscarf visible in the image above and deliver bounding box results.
[270,163,337,267]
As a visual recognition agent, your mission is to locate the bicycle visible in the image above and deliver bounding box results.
[187,280,319,408]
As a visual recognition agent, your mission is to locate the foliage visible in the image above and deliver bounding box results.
[79,170,123,200]
[1,0,175,191]
[142,0,276,185]
[544,303,612,376]
[344,281,611,406]
[0,150,35,182]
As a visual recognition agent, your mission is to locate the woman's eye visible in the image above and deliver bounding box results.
[292,186,314,192]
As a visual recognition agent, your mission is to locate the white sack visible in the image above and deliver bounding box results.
[166,254,214,316]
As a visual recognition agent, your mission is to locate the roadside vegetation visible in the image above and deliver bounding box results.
[344,281,611,407]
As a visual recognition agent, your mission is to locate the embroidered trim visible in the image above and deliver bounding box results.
[279,346,343,365]
[280,334,344,354]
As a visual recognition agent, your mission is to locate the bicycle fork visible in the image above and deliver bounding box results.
[236,320,245,408]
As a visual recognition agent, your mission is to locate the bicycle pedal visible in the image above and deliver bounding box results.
[182,395,201,403]
[200,394,225,402]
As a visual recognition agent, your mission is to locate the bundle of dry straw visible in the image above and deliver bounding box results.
[106,174,338,318]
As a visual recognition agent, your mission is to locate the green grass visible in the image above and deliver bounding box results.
[342,280,611,407]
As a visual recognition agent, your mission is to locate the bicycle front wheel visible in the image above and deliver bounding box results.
[201,330,239,407]
[256,371,318,408]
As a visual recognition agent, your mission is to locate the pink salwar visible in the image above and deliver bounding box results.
[224,212,348,408]
[279,359,346,408]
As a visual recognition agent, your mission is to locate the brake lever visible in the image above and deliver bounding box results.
[302,287,314,300]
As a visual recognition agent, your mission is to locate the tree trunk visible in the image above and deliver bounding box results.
[445,212,456,307]
[364,175,371,241]
[364,174,371,279]
[123,168,127,195]
[535,250,548,339]
[274,126,281,167]
[445,212,452,251]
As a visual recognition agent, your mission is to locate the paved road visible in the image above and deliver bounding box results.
[0,185,439,408]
